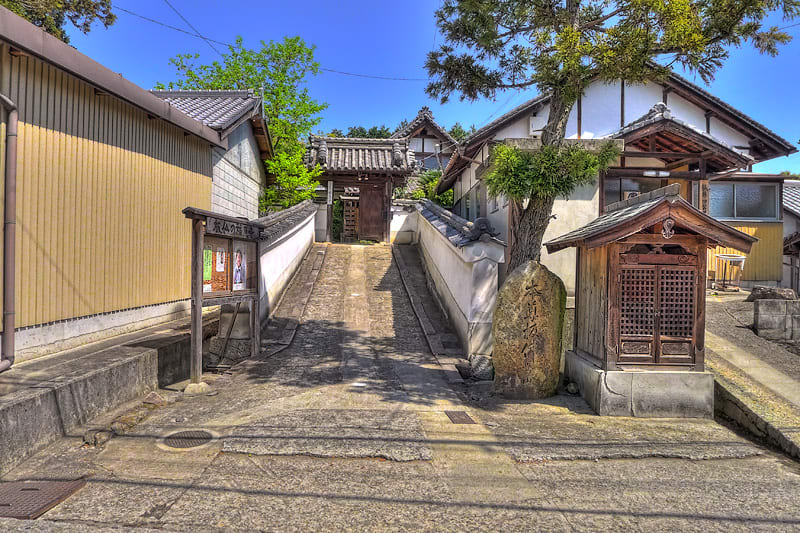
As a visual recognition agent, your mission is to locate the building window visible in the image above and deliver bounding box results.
[465,194,470,220]
[710,182,778,220]
[604,178,664,207]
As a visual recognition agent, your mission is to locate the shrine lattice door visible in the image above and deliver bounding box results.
[618,264,696,365]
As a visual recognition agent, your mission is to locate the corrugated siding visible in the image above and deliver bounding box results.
[709,222,783,282]
[0,43,212,330]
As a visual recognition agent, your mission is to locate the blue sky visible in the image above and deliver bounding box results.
[66,0,800,173]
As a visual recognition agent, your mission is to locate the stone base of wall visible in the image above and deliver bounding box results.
[565,351,714,418]
[753,299,800,341]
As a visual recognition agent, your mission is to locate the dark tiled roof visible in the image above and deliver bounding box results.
[462,94,549,146]
[666,69,795,155]
[150,89,261,131]
[783,182,800,218]
[305,136,416,174]
[391,106,459,147]
[415,199,504,247]
[610,103,752,164]
[545,184,756,252]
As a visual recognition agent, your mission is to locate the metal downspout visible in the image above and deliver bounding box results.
[0,93,17,373]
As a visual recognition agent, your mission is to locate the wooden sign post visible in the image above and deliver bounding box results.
[183,207,263,387]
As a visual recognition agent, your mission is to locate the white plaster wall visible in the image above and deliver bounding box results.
[667,93,706,130]
[211,122,266,220]
[259,214,315,324]
[314,203,328,242]
[409,137,424,152]
[529,105,549,137]
[580,81,623,138]
[709,117,751,153]
[495,115,532,140]
[539,181,601,294]
[624,81,665,123]
[390,205,418,243]
[418,218,474,318]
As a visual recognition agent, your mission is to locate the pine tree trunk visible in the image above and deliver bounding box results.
[507,195,556,274]
[505,90,572,276]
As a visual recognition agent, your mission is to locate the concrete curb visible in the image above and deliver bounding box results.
[708,353,800,461]
[0,345,158,476]
[391,244,466,384]
[0,317,219,476]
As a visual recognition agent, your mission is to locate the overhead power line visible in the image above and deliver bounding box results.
[112,3,431,82]
[161,0,223,57]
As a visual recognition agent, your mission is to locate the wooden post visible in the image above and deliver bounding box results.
[190,219,204,384]
[326,180,333,242]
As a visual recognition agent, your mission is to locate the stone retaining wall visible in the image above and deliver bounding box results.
[753,299,800,341]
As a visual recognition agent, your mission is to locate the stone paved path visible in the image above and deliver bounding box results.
[2,245,800,532]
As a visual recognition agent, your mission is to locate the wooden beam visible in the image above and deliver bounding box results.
[190,219,204,384]
[621,151,709,160]
[606,168,703,180]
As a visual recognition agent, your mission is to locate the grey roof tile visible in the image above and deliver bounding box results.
[391,106,459,147]
[783,182,800,218]
[150,89,260,131]
[306,136,416,174]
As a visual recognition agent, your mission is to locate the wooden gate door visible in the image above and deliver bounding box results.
[358,184,384,241]
[618,264,696,365]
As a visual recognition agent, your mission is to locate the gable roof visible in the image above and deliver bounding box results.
[391,106,459,147]
[544,184,757,254]
[0,5,224,148]
[612,102,753,170]
[458,72,795,160]
[150,89,273,159]
[783,181,800,218]
[151,90,259,133]
[305,136,416,175]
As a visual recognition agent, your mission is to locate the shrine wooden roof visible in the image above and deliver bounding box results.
[544,184,757,254]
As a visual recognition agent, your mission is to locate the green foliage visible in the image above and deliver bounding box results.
[158,36,327,214]
[156,36,327,155]
[394,119,410,135]
[331,199,344,241]
[484,142,620,202]
[1,0,115,43]
[448,122,476,142]
[409,169,453,207]
[426,0,799,106]
[259,148,321,212]
[327,128,345,137]
[336,125,393,138]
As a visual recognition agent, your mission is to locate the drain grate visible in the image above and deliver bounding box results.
[163,430,213,449]
[0,480,86,519]
[444,411,476,424]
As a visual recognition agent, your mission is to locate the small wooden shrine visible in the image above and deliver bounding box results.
[545,184,756,373]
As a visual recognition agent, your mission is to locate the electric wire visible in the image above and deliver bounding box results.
[112,3,430,82]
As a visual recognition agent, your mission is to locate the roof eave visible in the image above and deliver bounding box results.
[0,7,225,149]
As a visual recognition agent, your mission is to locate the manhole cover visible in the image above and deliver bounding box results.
[163,430,213,449]
[444,411,476,424]
[0,480,86,519]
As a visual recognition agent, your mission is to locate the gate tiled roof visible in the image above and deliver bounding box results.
[305,136,416,175]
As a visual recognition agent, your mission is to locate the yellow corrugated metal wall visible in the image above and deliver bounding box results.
[709,222,783,282]
[0,44,212,330]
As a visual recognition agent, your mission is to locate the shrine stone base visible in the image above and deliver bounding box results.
[565,351,714,418]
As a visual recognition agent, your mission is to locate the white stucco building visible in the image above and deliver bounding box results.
[436,73,796,291]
